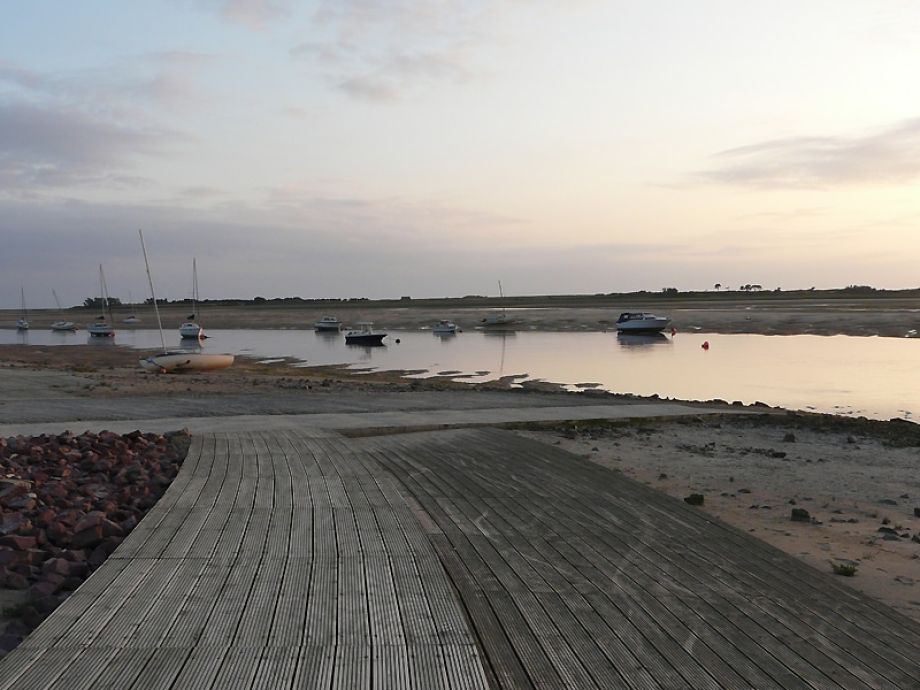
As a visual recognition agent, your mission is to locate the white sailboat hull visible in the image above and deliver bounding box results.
[51,321,76,332]
[139,352,234,373]
[179,322,204,339]
[87,323,114,337]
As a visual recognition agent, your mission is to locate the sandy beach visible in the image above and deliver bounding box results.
[1,341,919,624]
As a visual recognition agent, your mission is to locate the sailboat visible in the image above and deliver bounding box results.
[50,289,76,331]
[179,258,204,339]
[86,267,115,337]
[15,287,29,330]
[481,280,513,326]
[138,230,233,373]
[122,290,141,324]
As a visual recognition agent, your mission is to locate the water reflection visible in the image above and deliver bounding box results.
[616,333,672,348]
[2,327,918,420]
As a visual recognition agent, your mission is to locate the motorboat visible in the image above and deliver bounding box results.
[50,289,76,331]
[179,258,205,340]
[16,287,28,330]
[432,320,459,334]
[614,312,671,333]
[87,266,115,337]
[314,315,342,331]
[345,322,387,346]
[137,230,233,374]
[122,315,141,325]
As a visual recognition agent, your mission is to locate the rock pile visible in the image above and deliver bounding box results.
[0,429,189,656]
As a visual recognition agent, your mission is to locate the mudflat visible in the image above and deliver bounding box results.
[4,291,920,336]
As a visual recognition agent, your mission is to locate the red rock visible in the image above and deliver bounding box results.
[88,538,121,568]
[73,511,107,534]
[29,580,58,598]
[0,535,36,551]
[5,572,28,589]
[71,525,104,549]
[42,558,70,577]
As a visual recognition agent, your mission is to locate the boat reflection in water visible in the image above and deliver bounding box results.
[616,332,672,348]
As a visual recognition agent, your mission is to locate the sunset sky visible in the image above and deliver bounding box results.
[3,1,920,306]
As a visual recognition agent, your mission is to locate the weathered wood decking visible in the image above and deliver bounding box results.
[1,427,919,689]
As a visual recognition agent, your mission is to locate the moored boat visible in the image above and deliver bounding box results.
[87,266,115,337]
[432,319,459,334]
[179,258,205,340]
[50,289,76,331]
[314,315,342,331]
[345,322,387,345]
[16,287,29,331]
[614,312,671,333]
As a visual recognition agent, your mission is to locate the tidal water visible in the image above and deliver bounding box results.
[3,327,916,421]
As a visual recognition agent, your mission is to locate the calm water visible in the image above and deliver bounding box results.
[3,328,917,421]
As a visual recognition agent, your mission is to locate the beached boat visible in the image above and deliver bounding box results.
[138,230,233,374]
[179,258,205,340]
[139,351,235,373]
[313,315,342,331]
[50,289,76,331]
[16,287,29,331]
[614,312,671,333]
[86,267,115,337]
[345,322,387,346]
[432,319,459,334]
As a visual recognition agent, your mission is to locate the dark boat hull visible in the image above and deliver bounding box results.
[345,334,386,346]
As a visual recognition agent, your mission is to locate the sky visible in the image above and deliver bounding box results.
[3,0,920,307]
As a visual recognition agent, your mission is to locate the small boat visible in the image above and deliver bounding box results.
[86,266,115,337]
[137,230,233,374]
[345,322,387,346]
[122,290,141,324]
[49,289,77,331]
[481,280,514,326]
[139,351,235,373]
[179,258,205,340]
[313,315,342,331]
[614,312,671,333]
[16,287,29,331]
[432,319,459,334]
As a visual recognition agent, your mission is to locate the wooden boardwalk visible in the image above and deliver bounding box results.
[2,427,919,689]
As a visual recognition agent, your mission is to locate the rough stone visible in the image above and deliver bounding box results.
[790,508,811,522]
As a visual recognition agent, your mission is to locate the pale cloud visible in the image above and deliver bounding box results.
[292,1,496,101]
[698,117,920,188]
[191,0,290,29]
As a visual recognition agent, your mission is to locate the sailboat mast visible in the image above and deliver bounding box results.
[498,280,506,316]
[138,230,167,353]
[20,286,27,320]
[192,258,198,321]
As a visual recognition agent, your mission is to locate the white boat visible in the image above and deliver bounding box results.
[614,312,671,333]
[86,266,115,337]
[179,258,204,340]
[138,230,233,374]
[432,319,459,334]
[313,315,342,331]
[139,351,235,373]
[345,322,387,346]
[481,280,514,326]
[122,290,141,324]
[16,286,29,331]
[50,289,76,332]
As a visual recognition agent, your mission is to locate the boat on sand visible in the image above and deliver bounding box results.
[137,230,233,374]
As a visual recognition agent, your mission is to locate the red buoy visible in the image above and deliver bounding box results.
[701,340,710,350]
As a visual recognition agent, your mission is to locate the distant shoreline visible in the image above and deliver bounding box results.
[3,292,920,338]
